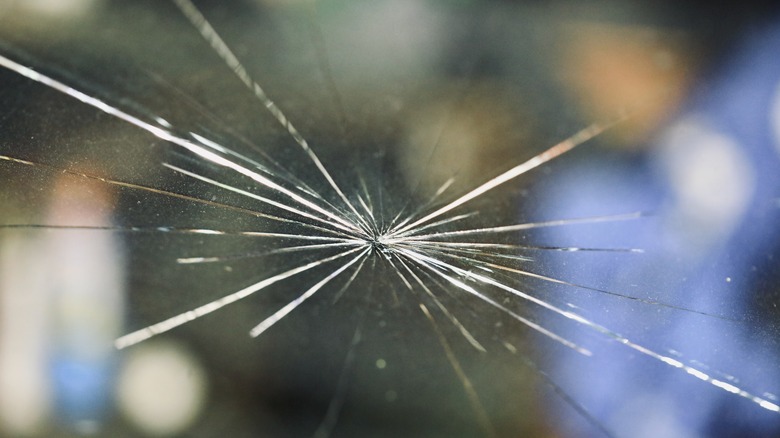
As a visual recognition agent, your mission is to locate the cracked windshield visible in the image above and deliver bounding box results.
[0,1,779,437]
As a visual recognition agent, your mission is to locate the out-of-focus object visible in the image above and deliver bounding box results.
[117,340,206,437]
[0,175,125,435]
[537,9,780,438]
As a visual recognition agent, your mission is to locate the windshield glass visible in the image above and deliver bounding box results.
[0,1,779,437]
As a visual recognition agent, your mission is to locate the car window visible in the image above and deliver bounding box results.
[0,1,779,436]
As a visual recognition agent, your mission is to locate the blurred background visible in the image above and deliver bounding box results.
[0,0,779,436]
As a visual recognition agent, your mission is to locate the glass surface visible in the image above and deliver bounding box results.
[0,1,779,436]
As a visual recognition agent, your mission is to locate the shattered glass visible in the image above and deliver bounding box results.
[0,1,779,436]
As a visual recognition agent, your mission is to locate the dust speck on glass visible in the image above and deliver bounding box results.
[0,1,779,437]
